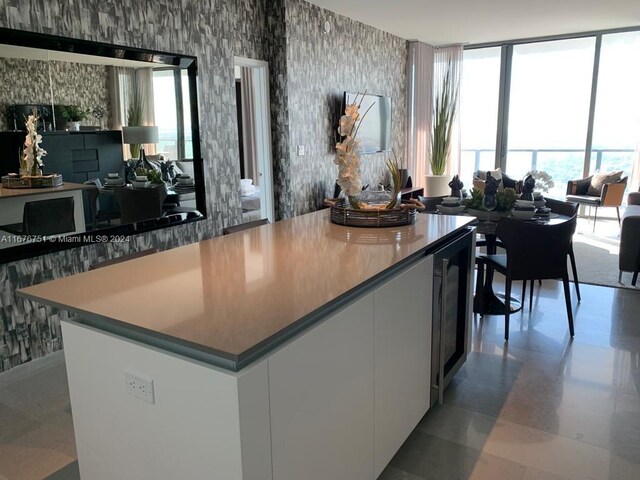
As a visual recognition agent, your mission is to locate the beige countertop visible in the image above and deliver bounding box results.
[0,182,92,198]
[18,210,474,370]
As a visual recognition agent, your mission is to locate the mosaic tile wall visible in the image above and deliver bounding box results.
[0,0,408,372]
[0,58,112,131]
[266,0,294,220]
[0,58,53,130]
[0,0,269,372]
[285,0,407,216]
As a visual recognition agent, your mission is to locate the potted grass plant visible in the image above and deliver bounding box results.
[127,91,145,159]
[426,62,458,197]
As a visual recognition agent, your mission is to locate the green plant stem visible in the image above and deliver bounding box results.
[348,195,362,209]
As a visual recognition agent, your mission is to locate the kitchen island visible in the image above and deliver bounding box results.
[18,209,475,480]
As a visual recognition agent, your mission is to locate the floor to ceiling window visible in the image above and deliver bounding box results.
[460,47,501,186]
[152,68,192,160]
[507,38,595,198]
[590,31,640,178]
[461,28,640,200]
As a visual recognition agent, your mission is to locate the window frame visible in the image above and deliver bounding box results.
[464,25,640,181]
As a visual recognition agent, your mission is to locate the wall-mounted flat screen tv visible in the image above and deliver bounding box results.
[343,92,392,154]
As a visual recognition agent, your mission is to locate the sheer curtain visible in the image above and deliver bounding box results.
[134,68,156,154]
[432,45,463,177]
[632,140,640,194]
[109,66,134,130]
[109,66,156,156]
[406,42,433,188]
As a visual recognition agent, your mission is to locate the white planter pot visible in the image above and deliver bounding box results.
[67,121,81,131]
[424,174,450,197]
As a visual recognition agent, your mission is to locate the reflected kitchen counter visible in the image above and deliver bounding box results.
[0,181,92,198]
[0,182,92,248]
[18,209,474,370]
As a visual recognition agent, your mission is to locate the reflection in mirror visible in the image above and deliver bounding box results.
[233,57,275,224]
[0,37,204,258]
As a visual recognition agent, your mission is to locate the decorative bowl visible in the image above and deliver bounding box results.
[511,208,537,220]
[441,196,461,206]
[132,180,151,189]
[467,208,504,222]
[437,205,465,215]
[105,177,124,185]
[325,198,423,228]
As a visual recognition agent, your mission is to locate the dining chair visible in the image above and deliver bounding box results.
[475,215,577,341]
[84,179,121,228]
[521,198,581,308]
[114,184,168,224]
[223,218,270,235]
[0,197,76,236]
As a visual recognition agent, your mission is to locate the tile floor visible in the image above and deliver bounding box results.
[380,280,640,480]
[1,281,639,480]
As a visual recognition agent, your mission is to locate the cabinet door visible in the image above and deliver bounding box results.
[374,256,432,477]
[83,131,125,179]
[268,294,374,480]
[41,133,85,183]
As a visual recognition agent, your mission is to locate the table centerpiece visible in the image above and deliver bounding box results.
[464,186,517,221]
[326,93,423,227]
[1,112,63,189]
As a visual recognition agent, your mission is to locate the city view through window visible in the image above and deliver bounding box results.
[461,31,640,200]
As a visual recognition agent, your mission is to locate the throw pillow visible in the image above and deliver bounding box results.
[474,168,504,192]
[587,171,622,196]
[475,168,502,182]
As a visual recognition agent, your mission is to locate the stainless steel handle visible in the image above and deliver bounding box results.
[438,258,448,405]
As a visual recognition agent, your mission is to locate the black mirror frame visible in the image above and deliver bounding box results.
[0,27,207,264]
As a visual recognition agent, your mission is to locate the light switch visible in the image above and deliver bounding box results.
[297,145,305,156]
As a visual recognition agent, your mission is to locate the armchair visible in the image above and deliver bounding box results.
[565,173,627,231]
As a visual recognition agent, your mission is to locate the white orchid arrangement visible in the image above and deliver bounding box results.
[20,114,47,177]
[334,94,401,210]
[336,94,378,208]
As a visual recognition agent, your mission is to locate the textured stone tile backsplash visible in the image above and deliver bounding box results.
[286,0,407,216]
[0,0,408,372]
[0,58,112,131]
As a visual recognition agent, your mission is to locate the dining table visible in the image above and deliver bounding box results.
[441,211,572,316]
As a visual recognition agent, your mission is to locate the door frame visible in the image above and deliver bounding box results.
[234,56,275,223]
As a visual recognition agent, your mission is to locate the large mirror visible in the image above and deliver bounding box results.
[0,28,205,263]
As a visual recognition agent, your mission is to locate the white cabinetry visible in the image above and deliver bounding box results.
[61,254,437,480]
[373,257,432,477]
[268,294,375,480]
[268,256,433,480]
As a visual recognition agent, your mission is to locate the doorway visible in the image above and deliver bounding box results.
[234,57,275,223]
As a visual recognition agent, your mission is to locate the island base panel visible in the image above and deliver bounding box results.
[61,321,272,480]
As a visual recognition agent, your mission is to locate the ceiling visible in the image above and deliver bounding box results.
[306,0,640,45]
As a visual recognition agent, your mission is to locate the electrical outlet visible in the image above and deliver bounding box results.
[124,370,155,404]
[297,145,305,156]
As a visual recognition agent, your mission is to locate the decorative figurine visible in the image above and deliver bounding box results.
[448,174,464,202]
[482,172,499,211]
[520,174,536,201]
[93,106,106,130]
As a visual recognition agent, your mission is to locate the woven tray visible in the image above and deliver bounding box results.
[2,174,63,189]
[325,198,423,228]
